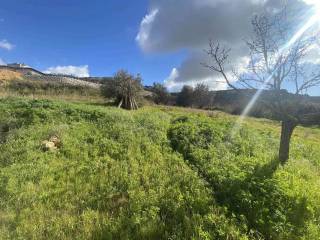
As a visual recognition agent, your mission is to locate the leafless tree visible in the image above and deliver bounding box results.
[203,9,320,164]
[102,70,142,110]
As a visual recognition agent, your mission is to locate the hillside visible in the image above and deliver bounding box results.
[0,69,23,83]
[0,66,101,89]
[0,97,319,239]
[0,67,105,103]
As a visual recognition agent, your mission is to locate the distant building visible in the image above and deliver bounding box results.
[7,63,29,68]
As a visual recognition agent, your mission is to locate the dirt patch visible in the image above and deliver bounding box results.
[0,69,23,84]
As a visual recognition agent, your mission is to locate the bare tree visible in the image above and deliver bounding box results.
[102,70,142,110]
[203,9,320,164]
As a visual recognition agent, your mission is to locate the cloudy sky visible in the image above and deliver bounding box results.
[0,0,319,94]
[137,0,320,93]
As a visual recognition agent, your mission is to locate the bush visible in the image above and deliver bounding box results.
[176,85,194,107]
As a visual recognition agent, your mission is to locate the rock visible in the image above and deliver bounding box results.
[41,135,61,152]
[49,135,61,148]
[42,140,57,152]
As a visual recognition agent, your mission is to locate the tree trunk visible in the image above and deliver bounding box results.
[118,98,123,108]
[279,120,297,164]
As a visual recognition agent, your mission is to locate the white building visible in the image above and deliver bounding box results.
[7,63,29,68]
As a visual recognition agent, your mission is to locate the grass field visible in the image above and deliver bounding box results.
[0,97,319,239]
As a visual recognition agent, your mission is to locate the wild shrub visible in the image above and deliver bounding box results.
[168,116,320,239]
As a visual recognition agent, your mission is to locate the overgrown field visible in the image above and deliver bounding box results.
[0,98,319,239]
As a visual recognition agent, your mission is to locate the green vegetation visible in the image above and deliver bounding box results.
[0,98,319,239]
[6,79,100,97]
[101,70,143,110]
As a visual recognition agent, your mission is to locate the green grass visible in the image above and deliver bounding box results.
[0,97,319,239]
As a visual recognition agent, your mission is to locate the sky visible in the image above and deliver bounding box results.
[0,0,319,95]
[0,0,186,84]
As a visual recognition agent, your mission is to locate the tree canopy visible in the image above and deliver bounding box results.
[102,70,143,110]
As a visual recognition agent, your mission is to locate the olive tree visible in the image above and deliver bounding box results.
[102,70,143,110]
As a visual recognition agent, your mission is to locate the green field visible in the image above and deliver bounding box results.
[0,98,319,239]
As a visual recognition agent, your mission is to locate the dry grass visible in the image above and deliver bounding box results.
[0,69,23,84]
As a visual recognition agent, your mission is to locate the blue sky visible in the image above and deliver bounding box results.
[0,0,185,85]
[0,0,319,95]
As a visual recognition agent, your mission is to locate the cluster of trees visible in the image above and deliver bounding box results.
[176,83,211,108]
[149,83,171,105]
[146,82,212,109]
[100,70,212,110]
[149,82,212,108]
[101,72,173,109]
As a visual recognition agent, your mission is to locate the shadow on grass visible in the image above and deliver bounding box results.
[212,158,311,239]
[168,127,312,239]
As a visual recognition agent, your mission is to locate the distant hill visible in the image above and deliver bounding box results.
[0,65,102,89]
[0,65,44,76]
[169,88,320,119]
[208,89,320,113]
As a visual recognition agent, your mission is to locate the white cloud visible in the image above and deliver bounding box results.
[0,58,6,65]
[164,67,228,92]
[44,65,90,77]
[136,9,159,52]
[136,0,280,53]
[0,39,14,51]
[302,0,320,6]
[164,68,180,91]
[304,43,320,64]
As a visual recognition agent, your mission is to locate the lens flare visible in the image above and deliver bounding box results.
[231,5,320,136]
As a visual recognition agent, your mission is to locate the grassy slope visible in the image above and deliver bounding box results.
[0,69,104,103]
[0,98,319,240]
[0,69,23,83]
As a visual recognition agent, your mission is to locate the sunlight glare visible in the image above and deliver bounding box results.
[231,3,320,137]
